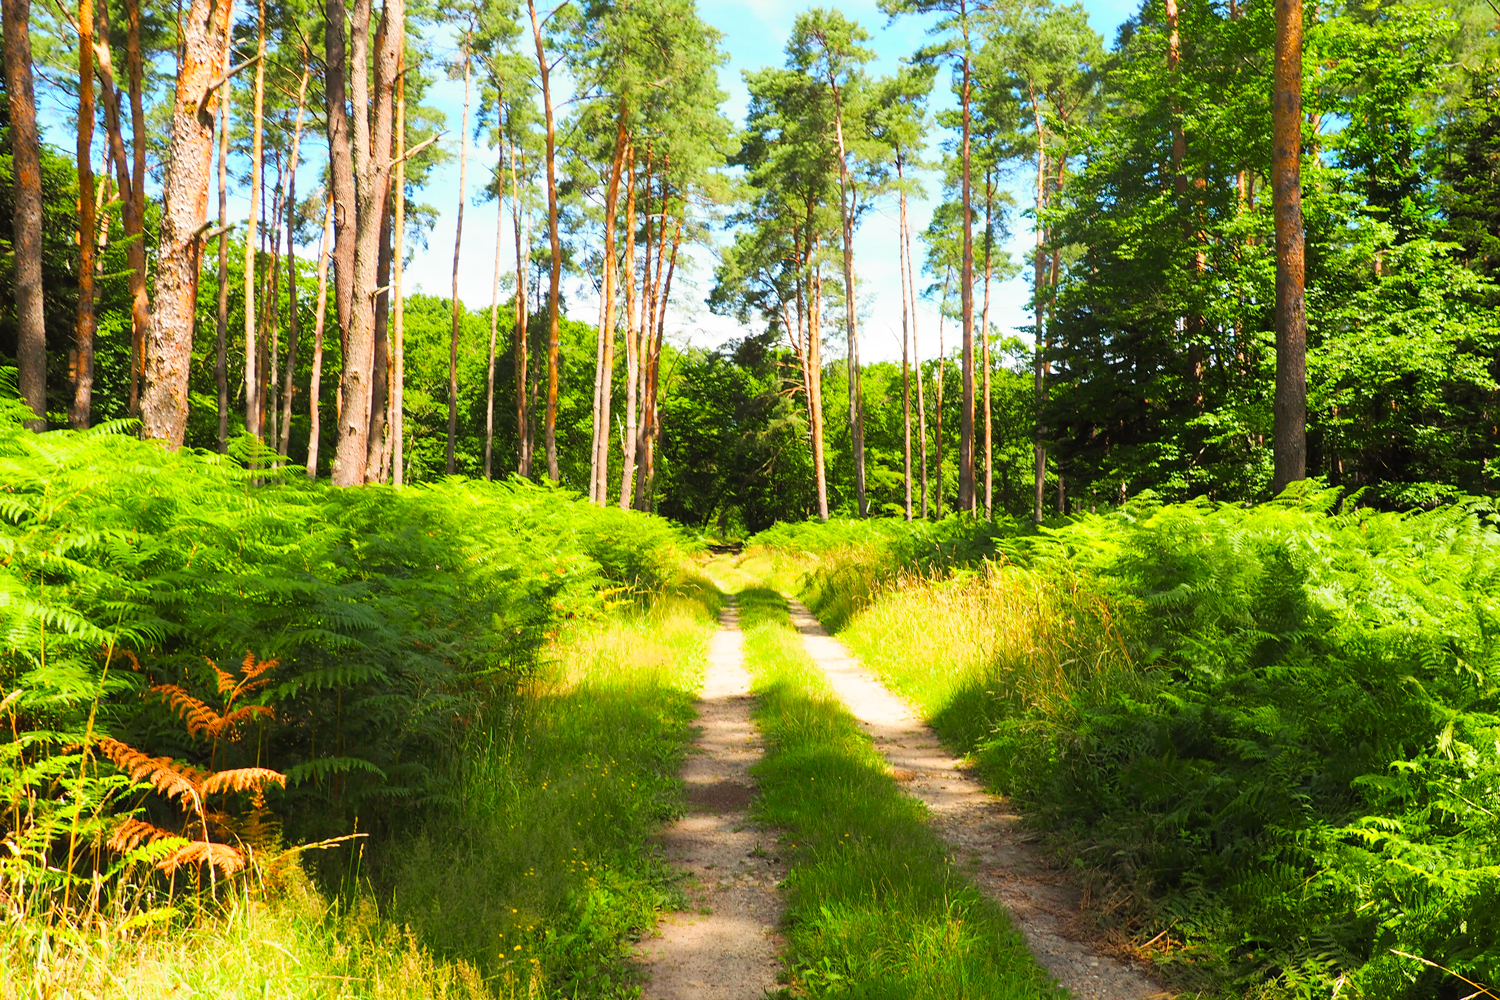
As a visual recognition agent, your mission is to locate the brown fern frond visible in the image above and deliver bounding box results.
[201,767,286,797]
[157,840,245,876]
[117,649,143,673]
[241,651,278,681]
[218,704,274,733]
[150,684,225,740]
[206,657,237,696]
[95,736,204,809]
[107,818,179,854]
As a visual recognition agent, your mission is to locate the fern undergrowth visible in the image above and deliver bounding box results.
[748,491,1500,1000]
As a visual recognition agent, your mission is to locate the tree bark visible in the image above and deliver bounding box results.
[957,18,975,513]
[124,0,148,417]
[242,0,267,440]
[139,0,235,446]
[331,0,400,486]
[391,54,406,486]
[277,59,312,457]
[1271,0,1306,493]
[2,0,47,429]
[808,229,828,521]
[71,0,97,430]
[307,199,333,477]
[899,171,913,522]
[827,69,866,517]
[619,150,646,508]
[1032,86,1048,525]
[214,46,231,451]
[484,144,503,481]
[528,0,562,483]
[447,32,472,476]
[365,191,393,479]
[509,126,530,477]
[325,0,356,370]
[936,268,949,518]
[94,10,151,421]
[592,119,628,504]
[982,172,994,520]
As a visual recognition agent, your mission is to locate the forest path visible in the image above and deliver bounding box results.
[785,596,1168,1000]
[635,598,785,1000]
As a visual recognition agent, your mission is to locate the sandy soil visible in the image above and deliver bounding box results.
[786,597,1170,1000]
[636,599,786,1000]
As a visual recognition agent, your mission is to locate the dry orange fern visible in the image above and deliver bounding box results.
[200,767,286,796]
[106,818,180,854]
[95,736,205,810]
[158,840,245,876]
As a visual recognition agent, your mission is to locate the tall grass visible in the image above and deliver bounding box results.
[2,573,721,999]
[748,492,1500,999]
[735,587,1062,1000]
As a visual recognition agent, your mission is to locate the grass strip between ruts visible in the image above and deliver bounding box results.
[736,587,1066,1000]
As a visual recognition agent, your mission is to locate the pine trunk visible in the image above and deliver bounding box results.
[957,40,975,513]
[447,35,471,476]
[242,0,267,440]
[1271,0,1307,493]
[139,0,235,446]
[307,199,333,477]
[391,55,406,486]
[484,141,502,481]
[1,0,46,430]
[509,128,530,477]
[529,0,562,483]
[71,0,97,430]
[592,121,628,504]
[214,56,231,451]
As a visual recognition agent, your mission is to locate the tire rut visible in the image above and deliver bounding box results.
[785,596,1169,1000]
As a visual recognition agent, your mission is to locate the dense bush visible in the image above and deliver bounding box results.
[750,493,1500,998]
[0,392,693,905]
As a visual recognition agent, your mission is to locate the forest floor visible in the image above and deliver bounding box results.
[638,566,1162,998]
[634,597,785,999]
[783,596,1166,1000]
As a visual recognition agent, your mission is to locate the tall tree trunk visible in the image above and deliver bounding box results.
[447,32,471,476]
[332,0,401,486]
[325,0,356,370]
[484,146,503,481]
[1032,89,1048,524]
[903,208,927,519]
[307,199,333,477]
[809,233,828,521]
[242,0,267,440]
[139,0,235,446]
[528,0,562,483]
[71,0,97,430]
[957,18,975,513]
[936,268,949,518]
[2,0,46,430]
[619,151,646,508]
[124,0,148,416]
[391,53,406,486]
[1271,0,1306,493]
[509,128,530,477]
[214,50,231,451]
[366,194,393,479]
[982,173,994,520]
[638,221,680,510]
[94,10,151,421]
[592,121,628,504]
[277,59,311,456]
[827,73,866,517]
[898,170,913,522]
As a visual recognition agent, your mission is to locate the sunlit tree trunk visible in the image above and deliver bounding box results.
[1271,0,1306,493]
[957,13,975,514]
[528,0,562,483]
[277,60,312,457]
[899,173,913,522]
[620,151,648,507]
[591,118,628,504]
[827,70,867,517]
[214,50,231,451]
[982,172,994,521]
[484,141,502,481]
[242,0,267,440]
[2,0,46,430]
[447,32,472,476]
[391,54,407,487]
[936,267,949,518]
[332,0,401,486]
[307,199,333,477]
[71,0,97,430]
[509,130,530,477]
[325,0,356,371]
[139,0,235,446]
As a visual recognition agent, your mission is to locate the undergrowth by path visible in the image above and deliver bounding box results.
[747,498,1500,1000]
[3,576,721,999]
[735,586,1064,1000]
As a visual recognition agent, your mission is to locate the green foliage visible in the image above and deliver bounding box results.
[750,497,1500,998]
[0,396,695,908]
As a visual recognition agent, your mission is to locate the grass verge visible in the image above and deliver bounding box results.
[4,574,721,1000]
[735,586,1063,1000]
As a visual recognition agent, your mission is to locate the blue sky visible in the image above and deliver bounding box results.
[164,0,1139,364]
